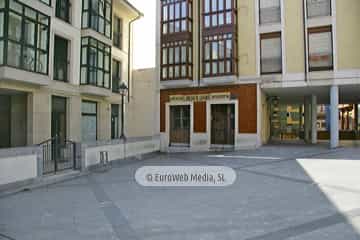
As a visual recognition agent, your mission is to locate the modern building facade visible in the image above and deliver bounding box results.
[156,0,360,151]
[0,0,143,150]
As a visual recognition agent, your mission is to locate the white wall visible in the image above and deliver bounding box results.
[0,154,37,186]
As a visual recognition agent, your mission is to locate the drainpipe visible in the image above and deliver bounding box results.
[302,0,308,82]
[127,14,142,102]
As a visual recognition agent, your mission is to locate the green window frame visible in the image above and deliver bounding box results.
[0,0,50,75]
[82,0,112,39]
[39,0,51,6]
[80,36,111,89]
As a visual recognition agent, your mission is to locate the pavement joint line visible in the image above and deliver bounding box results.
[243,208,360,240]
[87,175,140,240]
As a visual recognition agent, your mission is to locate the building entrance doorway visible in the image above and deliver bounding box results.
[170,105,190,146]
[211,104,235,146]
[42,96,75,175]
[270,98,302,141]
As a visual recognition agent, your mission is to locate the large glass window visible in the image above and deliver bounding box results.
[82,0,112,38]
[203,33,237,77]
[54,36,69,82]
[161,40,192,80]
[161,0,193,81]
[259,0,281,24]
[113,16,122,49]
[307,0,331,18]
[112,59,122,92]
[81,37,111,88]
[162,0,192,34]
[202,0,237,77]
[260,32,282,74]
[308,26,333,71]
[81,101,97,142]
[203,0,235,28]
[56,0,70,22]
[0,0,50,74]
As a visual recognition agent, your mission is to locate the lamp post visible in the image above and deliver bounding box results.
[118,82,128,140]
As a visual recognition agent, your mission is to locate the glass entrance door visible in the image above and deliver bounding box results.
[170,105,190,146]
[52,96,67,143]
[211,104,235,145]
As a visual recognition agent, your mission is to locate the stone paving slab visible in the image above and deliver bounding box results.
[0,145,360,240]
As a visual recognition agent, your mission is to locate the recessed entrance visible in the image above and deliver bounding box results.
[170,105,190,146]
[211,104,235,146]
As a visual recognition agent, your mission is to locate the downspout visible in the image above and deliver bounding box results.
[197,0,201,87]
[127,14,142,102]
[302,0,308,82]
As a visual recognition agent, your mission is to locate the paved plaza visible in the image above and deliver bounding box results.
[1,145,360,240]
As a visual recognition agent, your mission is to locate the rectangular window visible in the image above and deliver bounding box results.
[203,33,237,77]
[259,0,281,24]
[161,0,193,81]
[82,0,112,38]
[307,0,331,18]
[162,0,192,34]
[0,0,50,74]
[203,0,236,29]
[113,16,122,49]
[56,0,70,22]
[111,104,119,139]
[308,26,333,71]
[81,101,97,142]
[54,36,69,82]
[161,40,192,80]
[81,37,111,88]
[112,59,122,92]
[202,0,237,77]
[260,32,282,74]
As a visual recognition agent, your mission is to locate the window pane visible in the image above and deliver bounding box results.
[261,36,282,73]
[307,0,331,18]
[24,19,36,46]
[259,0,281,24]
[212,0,217,12]
[181,2,187,18]
[309,31,333,70]
[163,5,168,21]
[7,42,21,67]
[205,0,210,13]
[212,42,218,60]
[0,41,3,65]
[8,12,22,41]
[0,13,4,37]
[23,47,35,71]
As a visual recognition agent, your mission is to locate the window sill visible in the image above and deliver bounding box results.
[79,85,112,97]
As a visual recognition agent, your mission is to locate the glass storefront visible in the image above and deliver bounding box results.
[270,98,302,141]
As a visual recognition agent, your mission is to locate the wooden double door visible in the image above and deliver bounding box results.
[211,104,235,145]
[170,105,190,146]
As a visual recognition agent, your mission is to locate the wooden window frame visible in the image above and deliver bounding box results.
[161,0,193,81]
[202,0,238,77]
[161,40,193,81]
[308,26,333,72]
[202,33,237,77]
[260,32,283,75]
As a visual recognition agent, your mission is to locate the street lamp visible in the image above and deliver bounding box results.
[118,81,128,140]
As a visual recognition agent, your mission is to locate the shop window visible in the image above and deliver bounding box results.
[259,0,280,25]
[307,0,331,18]
[308,26,333,71]
[81,101,97,142]
[80,37,111,88]
[260,32,282,74]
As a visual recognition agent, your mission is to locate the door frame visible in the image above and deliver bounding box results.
[207,100,238,147]
[166,101,194,148]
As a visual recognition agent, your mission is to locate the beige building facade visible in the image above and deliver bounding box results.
[157,0,360,151]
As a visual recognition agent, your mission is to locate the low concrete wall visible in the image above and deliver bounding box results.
[82,136,160,168]
[0,146,41,187]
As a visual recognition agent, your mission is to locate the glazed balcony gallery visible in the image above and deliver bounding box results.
[0,0,50,74]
